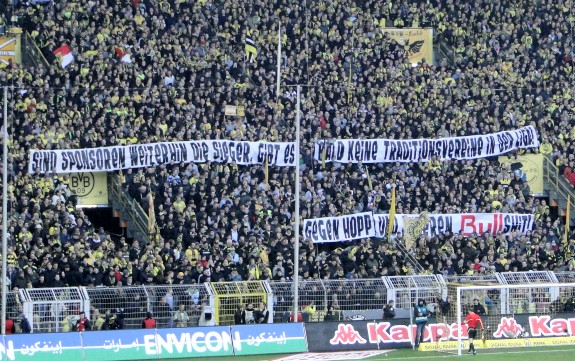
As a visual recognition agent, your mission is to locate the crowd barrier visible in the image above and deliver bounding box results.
[3,313,575,360]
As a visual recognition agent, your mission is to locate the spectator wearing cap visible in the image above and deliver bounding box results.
[383,300,396,319]
[472,299,486,316]
[19,313,31,334]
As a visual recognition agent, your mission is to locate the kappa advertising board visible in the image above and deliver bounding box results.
[305,320,414,352]
[230,323,307,355]
[304,313,575,352]
[304,212,535,243]
[29,140,296,173]
[314,126,539,164]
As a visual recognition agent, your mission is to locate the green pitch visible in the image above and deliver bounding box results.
[157,345,575,361]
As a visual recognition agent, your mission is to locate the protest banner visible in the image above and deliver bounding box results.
[29,140,297,173]
[314,126,539,163]
[303,212,375,243]
[304,212,535,243]
[374,213,535,238]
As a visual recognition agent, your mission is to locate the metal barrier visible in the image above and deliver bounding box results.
[209,281,272,325]
[109,174,151,244]
[5,272,575,333]
[543,155,575,224]
[21,31,49,69]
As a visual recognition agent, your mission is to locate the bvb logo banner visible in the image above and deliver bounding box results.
[382,28,434,65]
[0,37,17,67]
[498,154,543,195]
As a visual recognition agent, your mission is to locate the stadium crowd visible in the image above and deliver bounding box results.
[0,0,574,316]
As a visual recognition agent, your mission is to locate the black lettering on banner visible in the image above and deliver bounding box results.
[265,143,280,165]
[411,140,420,161]
[284,143,295,165]
[103,148,112,169]
[389,142,397,161]
[196,142,210,162]
[32,151,57,173]
[476,136,484,156]
[336,141,345,161]
[434,140,441,158]
[453,139,461,158]
[420,140,428,160]
[460,138,468,157]
[468,137,476,157]
[228,142,237,162]
[502,215,511,233]
[304,222,312,240]
[129,146,138,167]
[448,139,455,158]
[242,143,250,163]
[496,134,507,152]
[351,140,378,162]
[363,214,372,235]
[377,216,387,235]
[136,146,146,166]
[157,144,168,164]
[117,148,126,168]
[257,143,265,163]
[442,140,450,159]
[305,219,340,242]
[342,215,370,239]
[201,142,209,161]
[179,143,189,162]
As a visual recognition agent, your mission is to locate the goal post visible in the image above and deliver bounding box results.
[453,282,575,356]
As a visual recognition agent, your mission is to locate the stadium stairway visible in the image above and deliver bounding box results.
[108,174,151,244]
[543,156,575,225]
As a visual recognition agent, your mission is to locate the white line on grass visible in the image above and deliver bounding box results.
[366,347,575,360]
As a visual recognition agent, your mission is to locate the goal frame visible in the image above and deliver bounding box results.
[455,282,574,356]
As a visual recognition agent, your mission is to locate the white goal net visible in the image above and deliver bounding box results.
[435,282,575,356]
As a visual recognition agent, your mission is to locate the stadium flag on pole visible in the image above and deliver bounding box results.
[387,186,396,239]
[366,167,373,190]
[565,195,571,243]
[245,30,257,63]
[264,156,269,184]
[53,44,74,68]
[147,192,156,235]
[321,140,327,168]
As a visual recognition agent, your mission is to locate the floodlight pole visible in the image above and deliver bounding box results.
[2,87,8,335]
[293,85,301,322]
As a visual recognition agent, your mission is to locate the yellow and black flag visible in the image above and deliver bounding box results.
[245,30,257,63]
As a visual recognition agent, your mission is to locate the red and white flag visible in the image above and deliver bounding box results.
[114,47,132,64]
[53,44,74,68]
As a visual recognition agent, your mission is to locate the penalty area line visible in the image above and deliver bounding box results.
[368,347,575,360]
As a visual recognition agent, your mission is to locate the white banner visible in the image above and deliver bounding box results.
[303,212,375,243]
[29,140,297,173]
[374,213,535,238]
[314,126,539,163]
[304,212,535,243]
